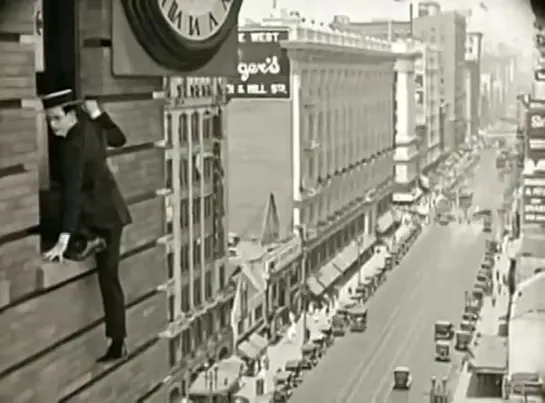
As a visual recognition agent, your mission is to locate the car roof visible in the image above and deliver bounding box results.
[435,320,451,325]
[394,366,410,372]
[436,340,450,345]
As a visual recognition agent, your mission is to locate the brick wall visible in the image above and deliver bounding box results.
[0,0,172,401]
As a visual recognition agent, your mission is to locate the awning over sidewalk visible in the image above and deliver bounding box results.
[306,262,342,297]
[393,187,423,204]
[418,175,430,191]
[468,335,507,375]
[332,241,358,269]
[376,211,396,234]
[237,340,260,360]
[249,333,268,355]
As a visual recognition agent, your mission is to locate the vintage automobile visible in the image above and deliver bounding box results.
[435,340,451,362]
[301,343,318,366]
[348,304,368,332]
[455,330,472,351]
[460,320,476,333]
[284,359,310,387]
[462,312,478,323]
[331,314,346,337]
[434,320,454,340]
[483,218,492,232]
[393,366,412,389]
[266,371,293,402]
[437,214,451,225]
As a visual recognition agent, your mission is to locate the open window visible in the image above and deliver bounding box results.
[36,0,79,246]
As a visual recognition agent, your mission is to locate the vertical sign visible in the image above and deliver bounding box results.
[526,108,545,164]
[226,29,291,99]
[523,176,545,228]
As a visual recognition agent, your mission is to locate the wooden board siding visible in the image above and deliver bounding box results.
[0,292,167,402]
[104,100,164,148]
[141,382,175,403]
[0,41,36,101]
[0,235,41,302]
[110,148,165,201]
[0,108,38,170]
[121,196,164,253]
[0,245,167,376]
[0,0,36,35]
[61,340,169,403]
[0,169,39,237]
[80,47,162,96]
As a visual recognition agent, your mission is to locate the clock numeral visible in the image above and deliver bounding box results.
[208,12,219,31]
[164,0,183,30]
[189,15,200,36]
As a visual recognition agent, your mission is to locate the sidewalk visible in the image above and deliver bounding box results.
[337,221,414,304]
[236,310,331,401]
[451,261,509,403]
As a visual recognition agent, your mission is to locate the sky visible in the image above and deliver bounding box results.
[240,0,535,54]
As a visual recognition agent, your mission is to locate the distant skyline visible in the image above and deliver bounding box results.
[240,0,534,52]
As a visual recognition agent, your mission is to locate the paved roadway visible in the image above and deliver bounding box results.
[289,149,503,403]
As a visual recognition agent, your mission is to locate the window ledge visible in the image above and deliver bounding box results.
[38,257,96,289]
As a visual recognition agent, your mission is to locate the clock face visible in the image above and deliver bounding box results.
[158,0,234,41]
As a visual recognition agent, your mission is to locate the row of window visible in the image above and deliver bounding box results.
[179,265,226,312]
[307,213,369,271]
[236,302,264,336]
[180,235,216,269]
[302,99,393,182]
[165,109,223,144]
[179,195,215,227]
[180,301,231,355]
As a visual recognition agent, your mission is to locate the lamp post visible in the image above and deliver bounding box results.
[296,225,309,345]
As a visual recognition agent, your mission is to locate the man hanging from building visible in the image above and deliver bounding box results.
[40,89,132,362]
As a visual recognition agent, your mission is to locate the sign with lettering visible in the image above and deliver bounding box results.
[226,29,291,99]
[526,108,545,162]
[523,176,545,224]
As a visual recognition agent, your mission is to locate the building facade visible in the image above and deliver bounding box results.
[414,7,467,153]
[414,40,443,173]
[227,12,404,308]
[333,17,444,177]
[464,32,483,142]
[391,40,421,203]
[331,17,411,41]
[0,0,238,401]
[229,234,302,350]
[481,49,519,122]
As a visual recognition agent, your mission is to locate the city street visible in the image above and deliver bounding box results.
[289,149,504,403]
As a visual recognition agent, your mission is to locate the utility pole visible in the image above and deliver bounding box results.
[297,225,309,345]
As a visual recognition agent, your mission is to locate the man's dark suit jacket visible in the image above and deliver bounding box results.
[59,112,132,234]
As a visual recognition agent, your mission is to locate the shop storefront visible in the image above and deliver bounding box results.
[305,235,376,308]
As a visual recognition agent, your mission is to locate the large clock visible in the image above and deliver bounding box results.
[121,0,243,72]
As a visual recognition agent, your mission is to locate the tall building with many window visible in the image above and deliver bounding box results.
[227,11,413,310]
[414,6,467,152]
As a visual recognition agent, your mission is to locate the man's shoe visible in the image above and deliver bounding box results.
[66,237,106,261]
[97,341,127,363]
